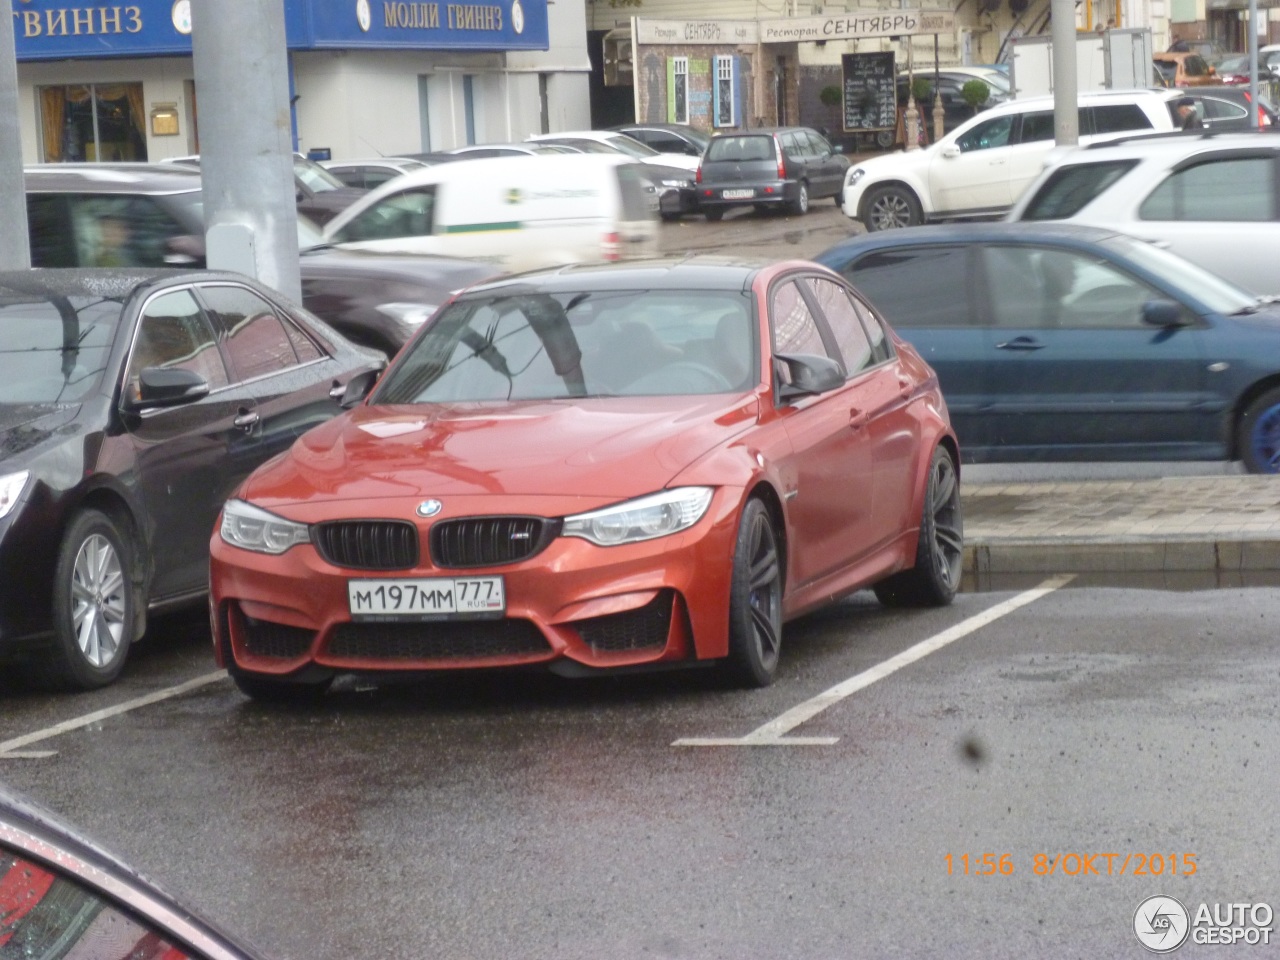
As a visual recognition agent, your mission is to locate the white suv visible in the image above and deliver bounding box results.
[1007,130,1280,295]
[842,88,1183,230]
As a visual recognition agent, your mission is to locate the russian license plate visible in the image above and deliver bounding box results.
[721,188,755,200]
[348,576,505,620]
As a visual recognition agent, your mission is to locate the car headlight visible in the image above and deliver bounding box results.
[845,168,866,188]
[220,499,311,555]
[660,179,691,188]
[375,302,439,330]
[562,487,713,546]
[0,470,29,521]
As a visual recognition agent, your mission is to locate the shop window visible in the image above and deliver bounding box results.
[38,83,147,162]
[669,58,689,125]
[714,56,737,128]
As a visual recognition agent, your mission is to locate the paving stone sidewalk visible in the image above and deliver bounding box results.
[960,476,1280,574]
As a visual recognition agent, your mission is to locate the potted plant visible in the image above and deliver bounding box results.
[961,78,990,115]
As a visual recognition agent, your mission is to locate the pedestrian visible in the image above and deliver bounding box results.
[1174,96,1203,130]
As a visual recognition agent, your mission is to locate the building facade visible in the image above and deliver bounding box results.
[10,0,592,163]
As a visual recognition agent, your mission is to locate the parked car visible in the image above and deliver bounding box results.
[23,164,495,354]
[842,88,1183,230]
[611,122,711,158]
[160,154,367,226]
[209,257,963,701]
[695,127,850,219]
[522,137,695,219]
[1006,130,1280,295]
[320,156,432,189]
[526,130,701,172]
[895,67,1012,134]
[814,221,1280,472]
[1178,86,1279,130]
[0,781,266,960]
[1154,51,1218,87]
[321,154,658,270]
[1213,53,1263,85]
[445,142,576,159]
[0,268,385,689]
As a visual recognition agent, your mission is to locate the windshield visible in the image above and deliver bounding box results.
[373,288,756,402]
[601,134,661,159]
[293,157,347,193]
[1100,233,1258,314]
[0,296,122,404]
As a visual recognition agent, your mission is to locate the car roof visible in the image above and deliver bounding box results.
[452,256,779,297]
[1069,128,1280,156]
[818,221,1132,258]
[0,267,205,300]
[23,162,202,194]
[975,87,1179,116]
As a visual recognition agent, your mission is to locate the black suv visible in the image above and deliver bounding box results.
[695,127,849,219]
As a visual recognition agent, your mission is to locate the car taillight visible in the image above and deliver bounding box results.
[695,164,702,184]
[775,136,786,178]
[602,231,620,261]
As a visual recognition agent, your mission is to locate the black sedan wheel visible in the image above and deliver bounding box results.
[41,510,136,690]
[862,185,922,231]
[724,498,783,687]
[704,208,725,222]
[874,446,963,607]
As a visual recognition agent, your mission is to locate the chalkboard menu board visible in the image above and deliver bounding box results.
[842,52,896,132]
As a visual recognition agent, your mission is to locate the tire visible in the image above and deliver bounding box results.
[723,498,784,688]
[37,509,137,690]
[790,182,810,216]
[1238,387,1280,473]
[862,185,923,231]
[660,211,680,222]
[704,208,725,222]
[873,446,963,608]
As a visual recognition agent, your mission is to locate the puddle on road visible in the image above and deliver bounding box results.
[962,570,1280,593]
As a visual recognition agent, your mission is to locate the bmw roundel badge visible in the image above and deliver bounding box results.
[416,500,443,517]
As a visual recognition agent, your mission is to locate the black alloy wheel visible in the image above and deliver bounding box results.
[873,445,963,607]
[724,498,784,687]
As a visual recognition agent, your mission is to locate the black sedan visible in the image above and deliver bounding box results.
[1,780,265,959]
[0,269,384,690]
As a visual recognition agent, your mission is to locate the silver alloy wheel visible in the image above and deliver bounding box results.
[869,190,915,229]
[930,454,964,591]
[795,183,809,214]
[70,533,127,668]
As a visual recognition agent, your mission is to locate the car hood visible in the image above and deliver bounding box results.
[241,395,761,507]
[643,154,700,172]
[0,404,83,464]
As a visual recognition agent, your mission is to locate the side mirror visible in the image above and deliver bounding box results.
[340,367,382,408]
[127,367,209,409]
[775,353,845,401]
[1141,299,1188,328]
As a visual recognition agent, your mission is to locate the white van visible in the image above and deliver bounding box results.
[320,154,658,270]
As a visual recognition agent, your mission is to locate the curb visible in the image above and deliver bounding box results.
[963,538,1280,575]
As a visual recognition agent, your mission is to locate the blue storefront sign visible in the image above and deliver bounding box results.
[9,0,549,59]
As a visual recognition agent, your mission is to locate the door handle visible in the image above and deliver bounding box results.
[849,407,869,430]
[329,381,346,400]
[995,336,1046,351]
[897,376,913,399]
[233,410,261,431]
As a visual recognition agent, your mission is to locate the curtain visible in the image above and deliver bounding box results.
[39,88,65,162]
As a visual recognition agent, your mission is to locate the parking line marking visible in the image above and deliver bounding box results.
[674,574,1075,747]
[0,670,228,760]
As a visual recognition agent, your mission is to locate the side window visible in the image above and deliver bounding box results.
[0,847,196,960]
[771,280,829,357]
[648,133,689,154]
[805,130,832,156]
[955,115,1014,153]
[66,195,183,268]
[1018,111,1055,144]
[326,167,363,188]
[843,246,971,327]
[199,285,301,381]
[1139,156,1274,222]
[983,245,1161,329]
[334,187,435,242]
[849,292,894,365]
[1091,103,1154,134]
[128,289,230,394]
[804,277,874,375]
[1201,98,1247,121]
[780,131,806,158]
[26,194,76,267]
[363,168,401,188]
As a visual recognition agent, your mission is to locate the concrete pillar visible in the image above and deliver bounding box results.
[1051,0,1079,145]
[0,8,31,270]
[191,0,301,301]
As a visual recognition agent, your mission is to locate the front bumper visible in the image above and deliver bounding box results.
[210,491,743,679]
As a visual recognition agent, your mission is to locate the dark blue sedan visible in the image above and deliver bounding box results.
[815,222,1280,472]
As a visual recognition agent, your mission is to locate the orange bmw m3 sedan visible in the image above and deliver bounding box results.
[208,258,962,701]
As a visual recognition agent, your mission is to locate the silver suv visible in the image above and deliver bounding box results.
[1007,130,1280,296]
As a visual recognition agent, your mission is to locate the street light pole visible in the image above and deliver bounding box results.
[0,6,31,270]
[1051,0,1079,146]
